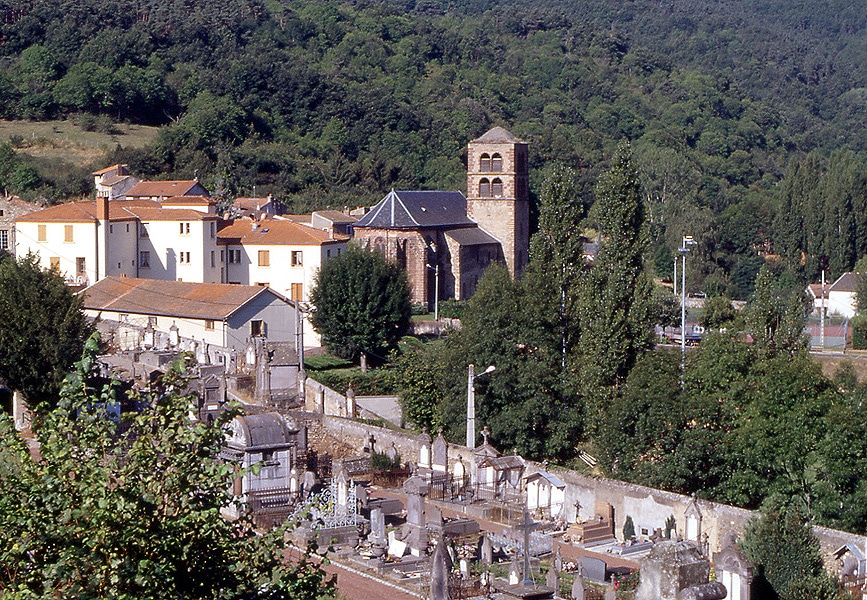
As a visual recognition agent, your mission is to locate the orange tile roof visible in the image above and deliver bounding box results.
[125,206,217,221]
[162,195,215,206]
[92,164,128,176]
[126,180,207,198]
[82,277,284,320]
[17,200,159,223]
[218,217,348,246]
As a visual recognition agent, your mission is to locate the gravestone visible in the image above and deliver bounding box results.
[432,429,449,472]
[580,557,607,583]
[429,505,444,529]
[430,539,452,600]
[460,559,469,577]
[571,572,585,600]
[418,428,432,470]
[509,555,521,585]
[387,530,407,558]
[633,540,726,600]
[369,507,386,546]
[481,534,493,565]
[385,442,399,462]
[402,476,429,556]
[546,566,559,591]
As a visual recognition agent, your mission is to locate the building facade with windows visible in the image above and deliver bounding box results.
[16,197,221,286]
[218,215,349,343]
[82,277,299,352]
[0,196,39,255]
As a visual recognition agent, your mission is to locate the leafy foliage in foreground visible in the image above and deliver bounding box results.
[0,335,334,600]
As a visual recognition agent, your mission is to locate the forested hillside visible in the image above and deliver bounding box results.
[2,0,867,293]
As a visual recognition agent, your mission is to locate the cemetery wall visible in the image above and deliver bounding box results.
[305,382,867,568]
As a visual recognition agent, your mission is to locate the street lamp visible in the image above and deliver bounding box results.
[425,262,439,322]
[466,363,496,449]
[679,235,697,378]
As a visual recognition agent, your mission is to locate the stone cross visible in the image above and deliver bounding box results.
[515,509,537,586]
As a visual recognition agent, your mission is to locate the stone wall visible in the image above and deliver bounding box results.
[305,396,867,570]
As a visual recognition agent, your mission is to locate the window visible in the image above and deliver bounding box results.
[76,257,86,274]
[50,256,60,270]
[126,223,130,233]
[291,250,303,267]
[229,249,241,264]
[480,153,491,172]
[220,250,225,261]
[140,251,150,268]
[258,250,270,267]
[38,224,46,242]
[180,222,190,235]
[479,178,490,197]
[251,320,265,337]
[179,251,191,264]
[140,223,150,238]
[291,283,303,301]
[327,249,331,258]
[109,225,114,234]
[0,229,8,250]
[205,320,214,330]
[148,316,158,327]
[491,153,503,172]
[210,250,215,268]
[64,225,74,243]
[210,222,216,238]
[491,178,503,197]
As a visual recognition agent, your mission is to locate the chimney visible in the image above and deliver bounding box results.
[97,196,110,221]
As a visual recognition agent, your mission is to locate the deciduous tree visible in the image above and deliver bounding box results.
[0,253,92,409]
[310,243,411,363]
[0,335,334,599]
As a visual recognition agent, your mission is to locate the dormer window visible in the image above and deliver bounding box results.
[491,153,503,172]
[491,178,503,197]
[479,178,491,197]
[480,153,491,172]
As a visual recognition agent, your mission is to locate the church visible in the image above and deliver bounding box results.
[352,126,530,308]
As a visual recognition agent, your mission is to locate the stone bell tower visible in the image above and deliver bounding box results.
[466,126,529,278]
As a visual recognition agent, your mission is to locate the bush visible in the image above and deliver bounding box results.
[852,315,867,349]
[437,298,466,319]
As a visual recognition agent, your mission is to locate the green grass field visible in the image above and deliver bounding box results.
[0,119,159,168]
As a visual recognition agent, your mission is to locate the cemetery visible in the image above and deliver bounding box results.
[219,404,772,599]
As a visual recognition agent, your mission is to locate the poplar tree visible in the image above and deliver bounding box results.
[574,143,655,421]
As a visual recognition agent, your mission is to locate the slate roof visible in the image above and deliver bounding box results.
[313,210,358,224]
[229,413,293,450]
[444,227,500,246]
[82,277,277,320]
[525,470,566,488]
[830,272,862,293]
[218,216,348,245]
[354,190,474,229]
[472,126,523,144]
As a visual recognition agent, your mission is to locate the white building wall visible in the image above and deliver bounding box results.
[17,221,98,285]
[139,218,220,283]
[85,309,228,347]
[224,240,346,347]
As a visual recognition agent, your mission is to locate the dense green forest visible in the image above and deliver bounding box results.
[2,0,867,291]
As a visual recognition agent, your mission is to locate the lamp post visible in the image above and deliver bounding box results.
[466,363,496,449]
[426,262,439,321]
[679,235,697,378]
